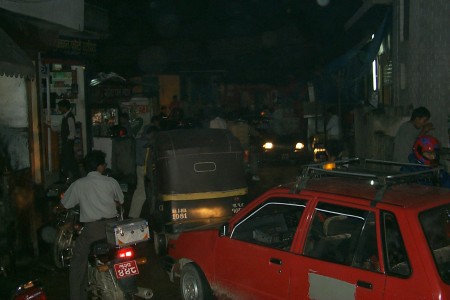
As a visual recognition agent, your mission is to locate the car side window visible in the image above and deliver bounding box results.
[303,202,379,271]
[382,211,411,277]
[230,197,307,251]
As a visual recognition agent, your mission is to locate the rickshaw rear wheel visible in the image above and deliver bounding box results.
[153,230,167,256]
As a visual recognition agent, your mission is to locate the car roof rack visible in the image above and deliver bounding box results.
[293,158,441,205]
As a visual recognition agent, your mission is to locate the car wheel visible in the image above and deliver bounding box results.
[180,263,213,300]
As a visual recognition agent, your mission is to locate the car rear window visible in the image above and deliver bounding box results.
[419,204,450,284]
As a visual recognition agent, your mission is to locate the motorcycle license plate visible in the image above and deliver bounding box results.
[113,260,139,279]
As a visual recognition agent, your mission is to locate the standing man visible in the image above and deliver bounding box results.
[60,150,124,300]
[393,106,434,163]
[57,99,80,182]
[325,106,341,141]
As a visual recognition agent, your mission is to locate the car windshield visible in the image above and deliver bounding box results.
[419,204,450,284]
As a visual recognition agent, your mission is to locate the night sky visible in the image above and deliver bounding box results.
[90,0,388,84]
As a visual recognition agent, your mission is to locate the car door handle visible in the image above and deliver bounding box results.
[270,258,282,265]
[357,280,372,289]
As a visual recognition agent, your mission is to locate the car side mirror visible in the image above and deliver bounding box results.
[219,223,230,237]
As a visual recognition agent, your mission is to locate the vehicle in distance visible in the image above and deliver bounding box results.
[260,133,309,163]
[163,159,450,299]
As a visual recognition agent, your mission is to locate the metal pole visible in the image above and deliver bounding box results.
[45,65,52,172]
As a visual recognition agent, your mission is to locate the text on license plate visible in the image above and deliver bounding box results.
[114,260,139,278]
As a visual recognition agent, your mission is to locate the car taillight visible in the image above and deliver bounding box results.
[116,247,135,259]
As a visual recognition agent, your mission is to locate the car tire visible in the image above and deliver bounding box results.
[180,263,213,300]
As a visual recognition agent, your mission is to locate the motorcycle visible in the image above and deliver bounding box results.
[1,263,47,300]
[49,173,128,270]
[51,204,153,299]
[41,181,75,269]
[87,239,153,299]
[87,208,153,299]
[9,279,47,300]
[52,205,82,269]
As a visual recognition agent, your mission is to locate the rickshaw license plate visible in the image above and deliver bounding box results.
[113,260,139,279]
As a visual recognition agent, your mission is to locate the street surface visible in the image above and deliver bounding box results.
[12,163,304,299]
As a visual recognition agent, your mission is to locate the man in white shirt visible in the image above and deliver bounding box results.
[209,108,227,129]
[325,106,341,141]
[61,150,124,300]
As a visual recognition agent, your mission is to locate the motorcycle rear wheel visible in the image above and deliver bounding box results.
[88,266,128,300]
[53,226,74,269]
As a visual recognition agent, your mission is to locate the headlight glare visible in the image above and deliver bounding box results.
[263,142,274,150]
[295,142,305,150]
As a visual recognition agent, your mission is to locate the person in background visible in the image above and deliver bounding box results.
[402,135,450,188]
[325,139,344,162]
[393,106,433,163]
[248,120,262,181]
[209,107,227,129]
[168,106,185,129]
[57,99,80,182]
[118,112,134,137]
[228,117,261,181]
[129,116,160,218]
[169,95,181,117]
[60,150,124,300]
[159,105,168,119]
[325,106,341,141]
[158,106,168,130]
[321,139,344,170]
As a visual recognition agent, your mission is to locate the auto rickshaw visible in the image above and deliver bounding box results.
[144,128,248,245]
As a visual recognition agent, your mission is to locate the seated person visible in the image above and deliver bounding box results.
[325,139,344,162]
[402,135,450,188]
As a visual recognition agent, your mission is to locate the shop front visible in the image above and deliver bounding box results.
[39,62,86,181]
[89,76,155,189]
[37,34,99,185]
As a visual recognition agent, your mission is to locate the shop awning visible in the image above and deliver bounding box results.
[0,27,34,79]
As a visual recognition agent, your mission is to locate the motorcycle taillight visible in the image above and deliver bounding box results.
[14,285,47,300]
[116,247,135,259]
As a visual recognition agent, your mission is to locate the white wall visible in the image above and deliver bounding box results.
[0,76,28,127]
[0,75,30,170]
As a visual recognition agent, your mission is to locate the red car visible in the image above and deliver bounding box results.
[164,159,450,299]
